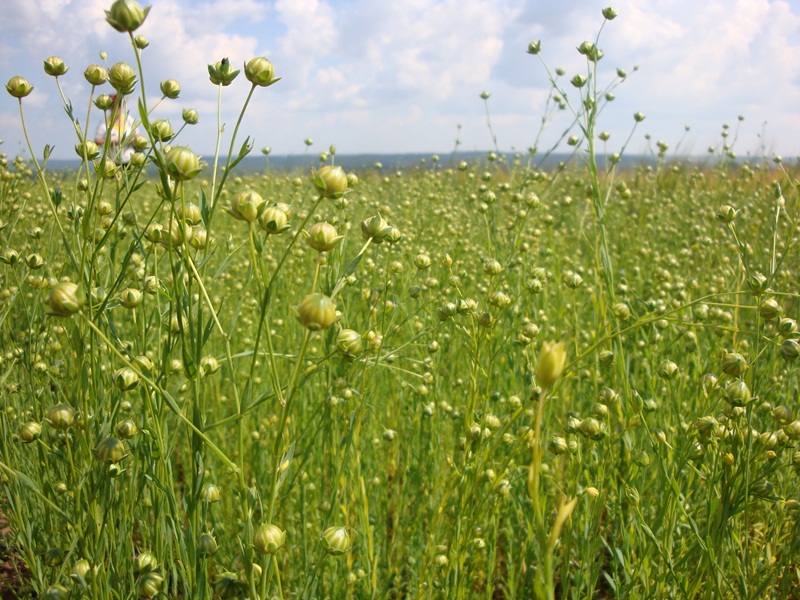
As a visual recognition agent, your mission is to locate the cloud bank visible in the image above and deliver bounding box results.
[1,0,798,160]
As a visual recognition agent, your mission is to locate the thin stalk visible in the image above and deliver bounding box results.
[209,84,224,207]
[79,313,238,473]
[16,99,77,271]
[265,329,312,523]
[208,84,257,223]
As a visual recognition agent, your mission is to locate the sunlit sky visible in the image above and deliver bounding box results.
[2,0,800,161]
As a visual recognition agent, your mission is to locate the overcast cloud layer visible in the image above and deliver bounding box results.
[1,0,799,161]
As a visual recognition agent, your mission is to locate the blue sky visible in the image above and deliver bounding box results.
[2,0,800,161]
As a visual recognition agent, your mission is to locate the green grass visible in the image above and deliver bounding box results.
[2,2,800,599]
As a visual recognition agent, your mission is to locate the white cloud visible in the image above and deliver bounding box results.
[273,0,337,88]
[347,0,516,100]
[182,0,268,29]
[484,0,800,157]
[138,1,260,89]
[1,0,799,159]
[596,0,800,153]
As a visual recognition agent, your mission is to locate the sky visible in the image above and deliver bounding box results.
[1,0,800,162]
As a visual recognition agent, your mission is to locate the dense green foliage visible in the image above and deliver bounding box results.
[2,2,800,599]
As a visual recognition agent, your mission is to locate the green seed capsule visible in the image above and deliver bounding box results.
[94,437,127,464]
[526,278,544,294]
[562,271,583,288]
[477,312,495,329]
[725,380,752,407]
[71,559,96,583]
[48,282,85,317]
[165,146,202,181]
[200,355,220,376]
[115,419,139,439]
[746,271,769,295]
[19,421,42,443]
[133,551,158,576]
[208,58,240,86]
[113,367,139,391]
[759,298,781,320]
[43,585,69,600]
[105,0,151,32]
[336,329,363,357]
[658,359,678,380]
[384,226,402,244]
[643,398,659,413]
[75,140,100,160]
[47,404,75,430]
[295,293,338,331]
[259,206,290,234]
[599,350,615,367]
[119,287,143,309]
[160,78,181,99]
[107,61,137,94]
[612,302,631,320]
[721,351,748,377]
[716,204,737,223]
[483,259,502,276]
[784,421,800,440]
[537,341,567,388]
[548,436,568,455]
[245,56,278,86]
[312,165,348,199]
[779,318,798,337]
[579,417,602,440]
[772,405,792,425]
[458,298,477,315]
[182,108,199,124]
[134,355,155,374]
[43,56,68,77]
[780,338,800,361]
[253,523,286,555]
[751,480,773,498]
[201,484,221,503]
[598,387,619,405]
[700,373,719,396]
[138,572,164,598]
[437,302,457,321]
[6,76,34,98]
[198,533,218,557]
[527,40,542,55]
[84,64,107,86]
[132,134,149,151]
[487,291,511,308]
[414,254,432,270]
[696,415,718,438]
[633,450,650,467]
[306,221,342,252]
[321,526,351,555]
[565,415,581,434]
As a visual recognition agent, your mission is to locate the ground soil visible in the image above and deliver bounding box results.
[0,511,29,600]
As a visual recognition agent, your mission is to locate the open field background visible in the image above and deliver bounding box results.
[3,2,800,599]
